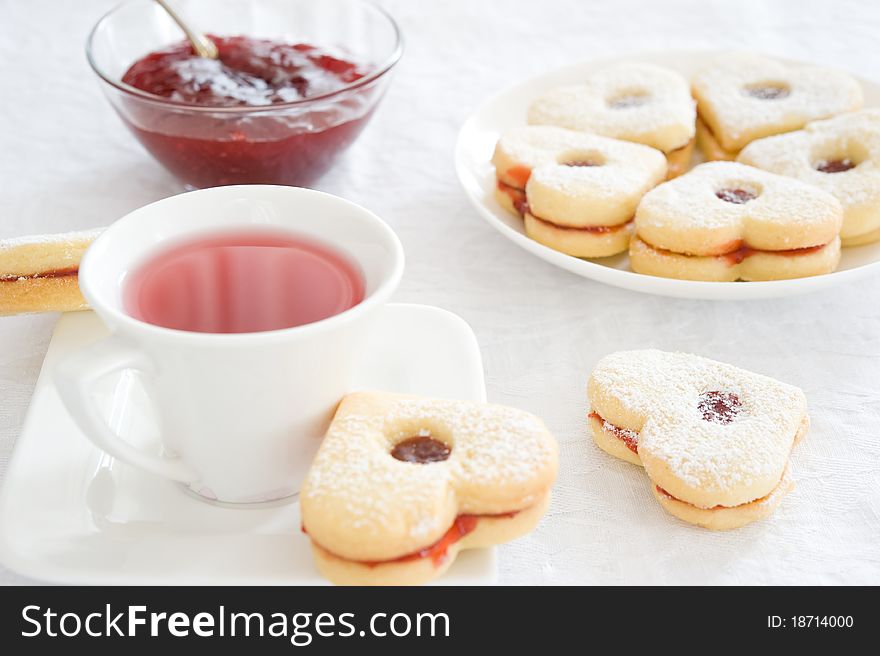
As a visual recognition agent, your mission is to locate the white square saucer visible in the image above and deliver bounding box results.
[0,304,496,585]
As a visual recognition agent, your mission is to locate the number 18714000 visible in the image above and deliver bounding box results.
[768,616,853,628]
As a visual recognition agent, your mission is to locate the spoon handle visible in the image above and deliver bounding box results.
[154,0,218,59]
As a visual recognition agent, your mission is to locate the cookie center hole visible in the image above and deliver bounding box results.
[608,91,650,108]
[742,83,791,100]
[698,391,742,424]
[716,187,757,204]
[559,151,605,167]
[391,434,451,463]
[814,158,856,173]
[564,159,602,167]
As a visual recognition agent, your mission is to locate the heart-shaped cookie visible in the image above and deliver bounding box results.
[527,62,696,178]
[692,53,863,156]
[301,392,558,585]
[492,125,666,257]
[631,161,843,281]
[588,350,808,530]
[739,109,880,246]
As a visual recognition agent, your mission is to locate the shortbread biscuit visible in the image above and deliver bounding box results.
[739,109,880,245]
[0,229,101,316]
[528,63,696,177]
[696,116,737,161]
[588,350,808,529]
[631,161,843,281]
[300,392,558,585]
[492,125,666,257]
[692,53,862,155]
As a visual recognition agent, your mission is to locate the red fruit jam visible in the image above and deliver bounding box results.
[119,36,377,188]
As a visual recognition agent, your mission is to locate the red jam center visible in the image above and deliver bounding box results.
[698,391,742,424]
[396,516,478,566]
[744,85,790,100]
[391,435,451,463]
[716,188,757,204]
[815,158,856,173]
[117,36,374,188]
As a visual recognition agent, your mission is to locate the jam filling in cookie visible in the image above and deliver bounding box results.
[589,411,639,453]
[715,188,757,204]
[814,158,856,173]
[719,243,827,266]
[0,267,78,282]
[529,214,634,234]
[496,179,530,216]
[361,511,520,568]
[654,483,783,511]
[497,178,635,234]
[698,390,742,423]
[308,509,524,569]
[503,165,532,189]
[391,434,451,463]
[639,239,832,267]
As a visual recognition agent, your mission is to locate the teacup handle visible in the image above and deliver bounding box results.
[55,335,198,483]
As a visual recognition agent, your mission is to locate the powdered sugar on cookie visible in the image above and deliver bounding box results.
[0,228,102,278]
[635,161,842,253]
[692,53,863,152]
[528,62,695,153]
[492,125,666,258]
[738,109,880,244]
[301,392,558,563]
[589,350,807,501]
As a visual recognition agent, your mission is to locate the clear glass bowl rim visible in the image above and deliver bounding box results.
[85,0,404,113]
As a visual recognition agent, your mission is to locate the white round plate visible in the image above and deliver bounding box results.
[455,50,880,300]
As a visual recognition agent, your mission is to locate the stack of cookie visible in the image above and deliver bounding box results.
[527,63,696,178]
[693,54,862,161]
[0,229,100,315]
[738,109,880,247]
[587,350,808,530]
[300,392,559,585]
[492,53,880,282]
[493,126,666,258]
[629,161,843,282]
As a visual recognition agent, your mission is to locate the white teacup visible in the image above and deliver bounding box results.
[56,185,404,504]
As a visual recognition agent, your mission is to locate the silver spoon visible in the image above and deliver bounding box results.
[153,0,218,59]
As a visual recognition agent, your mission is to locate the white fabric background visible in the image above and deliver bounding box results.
[1,0,879,585]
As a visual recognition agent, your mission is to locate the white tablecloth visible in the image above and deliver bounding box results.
[2,0,879,585]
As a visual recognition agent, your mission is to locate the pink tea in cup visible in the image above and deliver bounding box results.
[124,231,364,333]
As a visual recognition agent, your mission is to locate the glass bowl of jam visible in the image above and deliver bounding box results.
[86,0,402,188]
